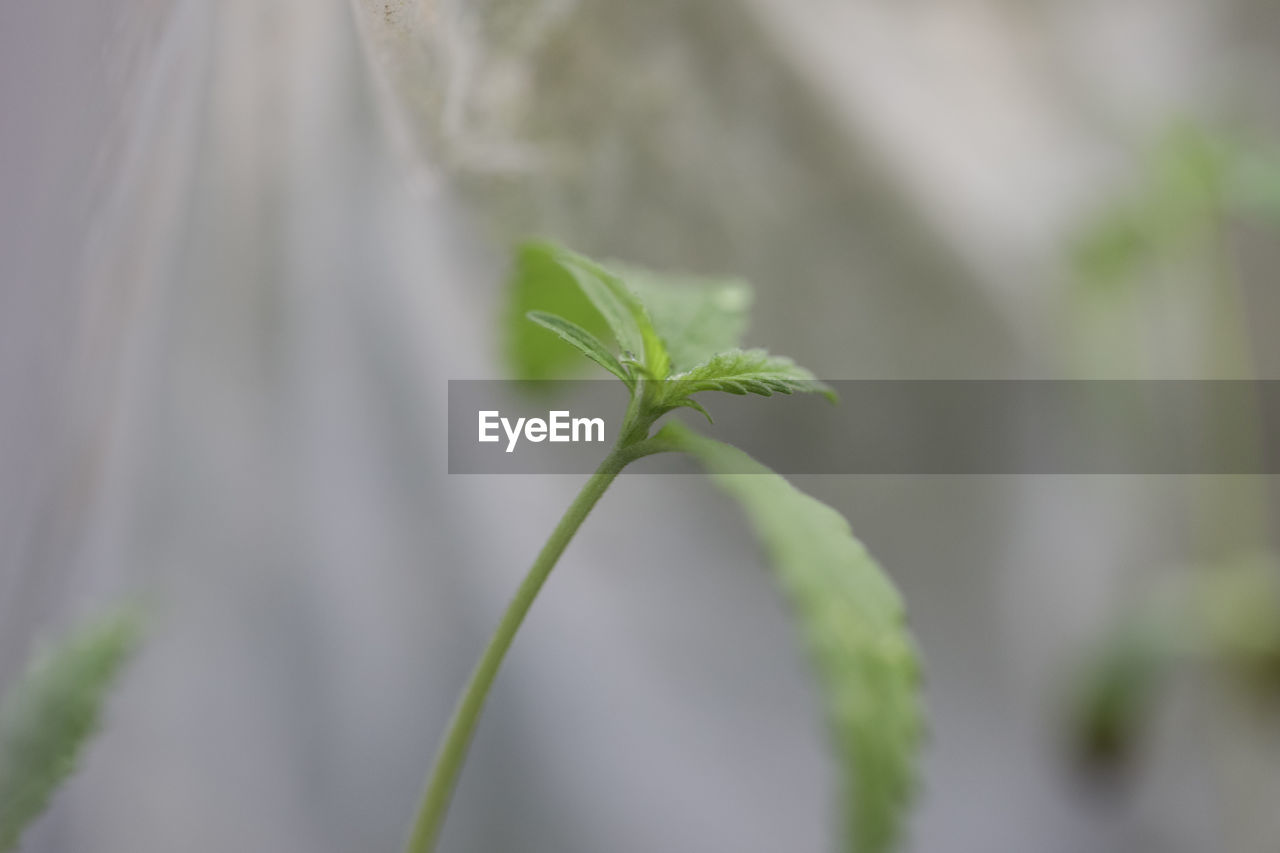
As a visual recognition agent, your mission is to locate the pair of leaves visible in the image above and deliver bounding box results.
[508,241,920,853]
[511,241,832,417]
[0,608,141,852]
[510,243,753,380]
[512,242,665,384]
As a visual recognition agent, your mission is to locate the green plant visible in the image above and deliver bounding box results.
[1068,127,1280,772]
[405,242,924,853]
[0,607,141,852]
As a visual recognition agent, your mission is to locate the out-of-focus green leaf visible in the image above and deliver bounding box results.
[616,266,752,372]
[507,242,617,381]
[1069,124,1280,295]
[1146,124,1232,216]
[0,608,142,852]
[1068,552,1280,777]
[1069,621,1166,774]
[1191,552,1280,691]
[1070,204,1155,289]
[657,422,922,853]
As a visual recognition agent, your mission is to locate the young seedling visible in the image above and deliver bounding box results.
[406,242,924,853]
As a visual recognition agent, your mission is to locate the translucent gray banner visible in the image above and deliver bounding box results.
[447,380,1280,474]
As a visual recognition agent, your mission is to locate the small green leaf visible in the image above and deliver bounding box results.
[526,311,634,388]
[522,242,669,380]
[660,348,835,406]
[657,422,922,853]
[670,397,715,424]
[617,266,752,372]
[0,608,142,852]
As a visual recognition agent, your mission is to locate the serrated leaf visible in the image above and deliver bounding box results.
[614,266,752,372]
[521,242,669,380]
[657,422,922,853]
[0,608,142,852]
[526,311,633,388]
[659,348,835,407]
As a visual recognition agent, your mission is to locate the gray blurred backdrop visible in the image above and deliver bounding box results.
[3,1,1280,851]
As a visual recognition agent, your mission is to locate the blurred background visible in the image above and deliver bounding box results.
[2,1,1279,851]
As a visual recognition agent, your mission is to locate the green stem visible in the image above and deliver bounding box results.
[403,436,659,853]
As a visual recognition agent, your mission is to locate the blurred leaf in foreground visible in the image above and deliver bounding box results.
[506,241,618,381]
[0,608,142,852]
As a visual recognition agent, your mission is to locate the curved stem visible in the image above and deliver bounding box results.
[403,437,664,853]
